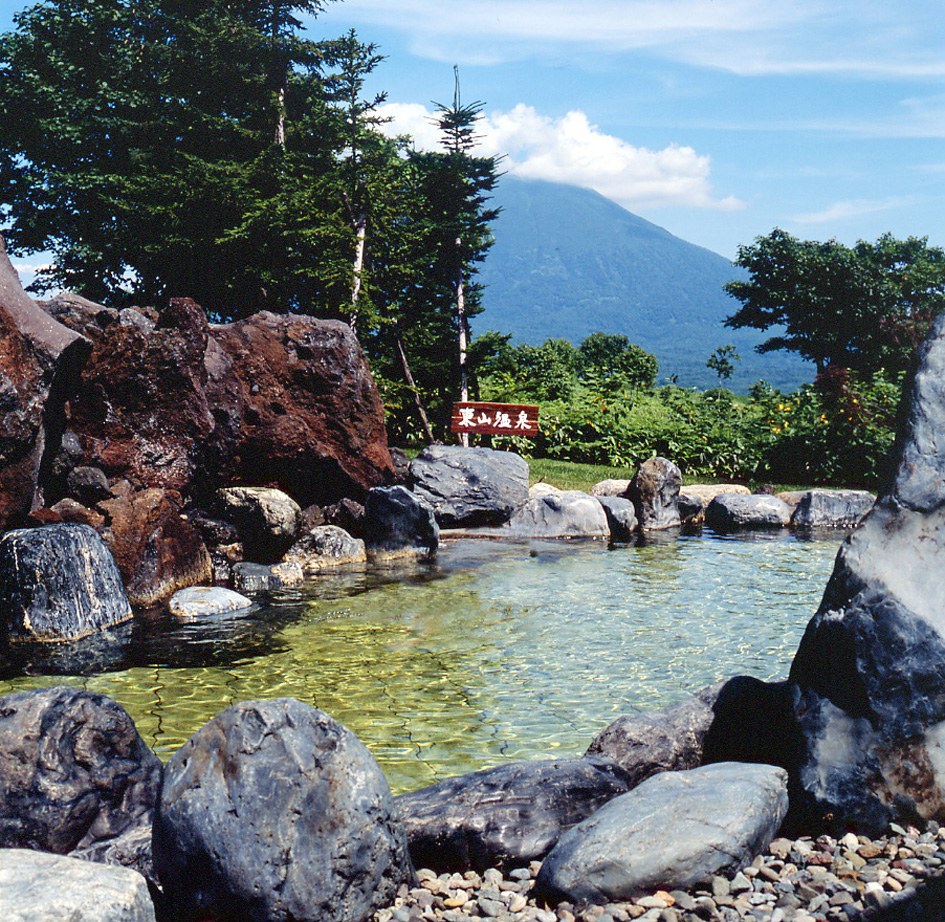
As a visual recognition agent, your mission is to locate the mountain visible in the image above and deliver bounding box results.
[474,177,813,392]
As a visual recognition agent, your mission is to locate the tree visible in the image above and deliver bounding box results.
[724,229,945,377]
[706,344,740,394]
[0,0,368,318]
[577,332,658,389]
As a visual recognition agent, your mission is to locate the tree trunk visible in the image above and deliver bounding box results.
[396,335,435,445]
[349,211,367,335]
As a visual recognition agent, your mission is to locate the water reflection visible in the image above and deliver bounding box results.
[0,533,841,793]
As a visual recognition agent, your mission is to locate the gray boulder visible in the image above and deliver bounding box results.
[705,493,791,531]
[790,488,875,528]
[363,485,438,559]
[409,445,529,528]
[283,524,367,569]
[231,561,304,593]
[0,687,162,877]
[787,313,945,831]
[595,495,638,542]
[628,457,681,529]
[501,489,610,539]
[0,523,132,641]
[536,762,789,905]
[589,479,631,497]
[393,758,634,874]
[0,848,156,922]
[585,688,719,785]
[153,698,414,922]
[214,486,303,564]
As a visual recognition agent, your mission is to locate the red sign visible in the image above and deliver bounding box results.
[450,402,539,436]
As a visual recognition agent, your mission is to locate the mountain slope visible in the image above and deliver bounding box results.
[475,177,812,392]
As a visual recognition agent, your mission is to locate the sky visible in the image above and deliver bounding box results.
[2,0,944,276]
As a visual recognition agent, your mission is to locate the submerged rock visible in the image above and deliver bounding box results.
[168,586,253,618]
[0,523,131,641]
[153,698,414,922]
[535,762,789,905]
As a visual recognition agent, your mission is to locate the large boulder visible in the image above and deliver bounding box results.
[153,698,414,922]
[0,849,156,922]
[393,758,634,874]
[787,313,945,831]
[0,687,162,876]
[535,762,789,905]
[206,312,394,506]
[282,525,366,570]
[0,236,91,528]
[500,489,610,539]
[0,523,132,641]
[628,457,681,529]
[595,495,638,543]
[98,488,212,607]
[408,445,529,528]
[48,295,215,498]
[705,493,791,531]
[363,486,439,560]
[790,488,875,528]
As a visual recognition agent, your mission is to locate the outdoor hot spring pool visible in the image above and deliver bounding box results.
[0,531,841,794]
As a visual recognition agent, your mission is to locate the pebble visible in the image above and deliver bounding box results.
[373,826,945,922]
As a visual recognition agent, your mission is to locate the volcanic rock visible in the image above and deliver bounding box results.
[628,457,682,529]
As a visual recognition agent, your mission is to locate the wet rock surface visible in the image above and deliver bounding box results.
[365,485,439,559]
[0,523,132,640]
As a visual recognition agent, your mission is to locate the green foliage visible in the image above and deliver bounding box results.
[706,345,740,392]
[578,332,659,390]
[725,229,945,377]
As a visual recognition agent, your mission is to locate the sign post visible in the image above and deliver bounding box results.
[450,402,539,439]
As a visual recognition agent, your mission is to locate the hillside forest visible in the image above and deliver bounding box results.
[2,1,945,490]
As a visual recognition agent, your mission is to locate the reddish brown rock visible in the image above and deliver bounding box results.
[0,235,90,528]
[54,297,214,498]
[206,312,394,507]
[99,488,212,607]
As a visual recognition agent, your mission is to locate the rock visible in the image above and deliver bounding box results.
[681,484,751,504]
[65,464,110,506]
[595,495,638,543]
[364,485,439,560]
[232,561,304,593]
[535,762,789,905]
[0,687,162,873]
[168,586,253,618]
[0,849,156,922]
[585,691,718,785]
[790,489,875,528]
[0,235,91,528]
[500,490,610,539]
[283,524,367,569]
[53,295,215,498]
[590,479,632,497]
[153,698,414,922]
[394,758,635,874]
[185,510,242,581]
[704,493,791,531]
[628,458,681,530]
[98,488,212,607]
[776,490,809,509]
[206,312,394,507]
[677,493,706,526]
[786,314,945,832]
[409,446,529,528]
[49,497,106,529]
[0,523,132,641]
[214,486,303,564]
[323,496,366,538]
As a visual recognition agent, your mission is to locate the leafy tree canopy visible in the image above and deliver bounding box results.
[724,229,945,377]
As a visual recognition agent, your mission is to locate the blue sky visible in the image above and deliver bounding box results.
[2,0,944,271]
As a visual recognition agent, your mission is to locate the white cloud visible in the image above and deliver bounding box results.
[792,197,915,225]
[379,102,743,211]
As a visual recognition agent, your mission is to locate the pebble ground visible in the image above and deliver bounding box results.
[374,822,945,922]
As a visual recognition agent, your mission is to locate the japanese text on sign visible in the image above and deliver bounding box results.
[450,402,539,436]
